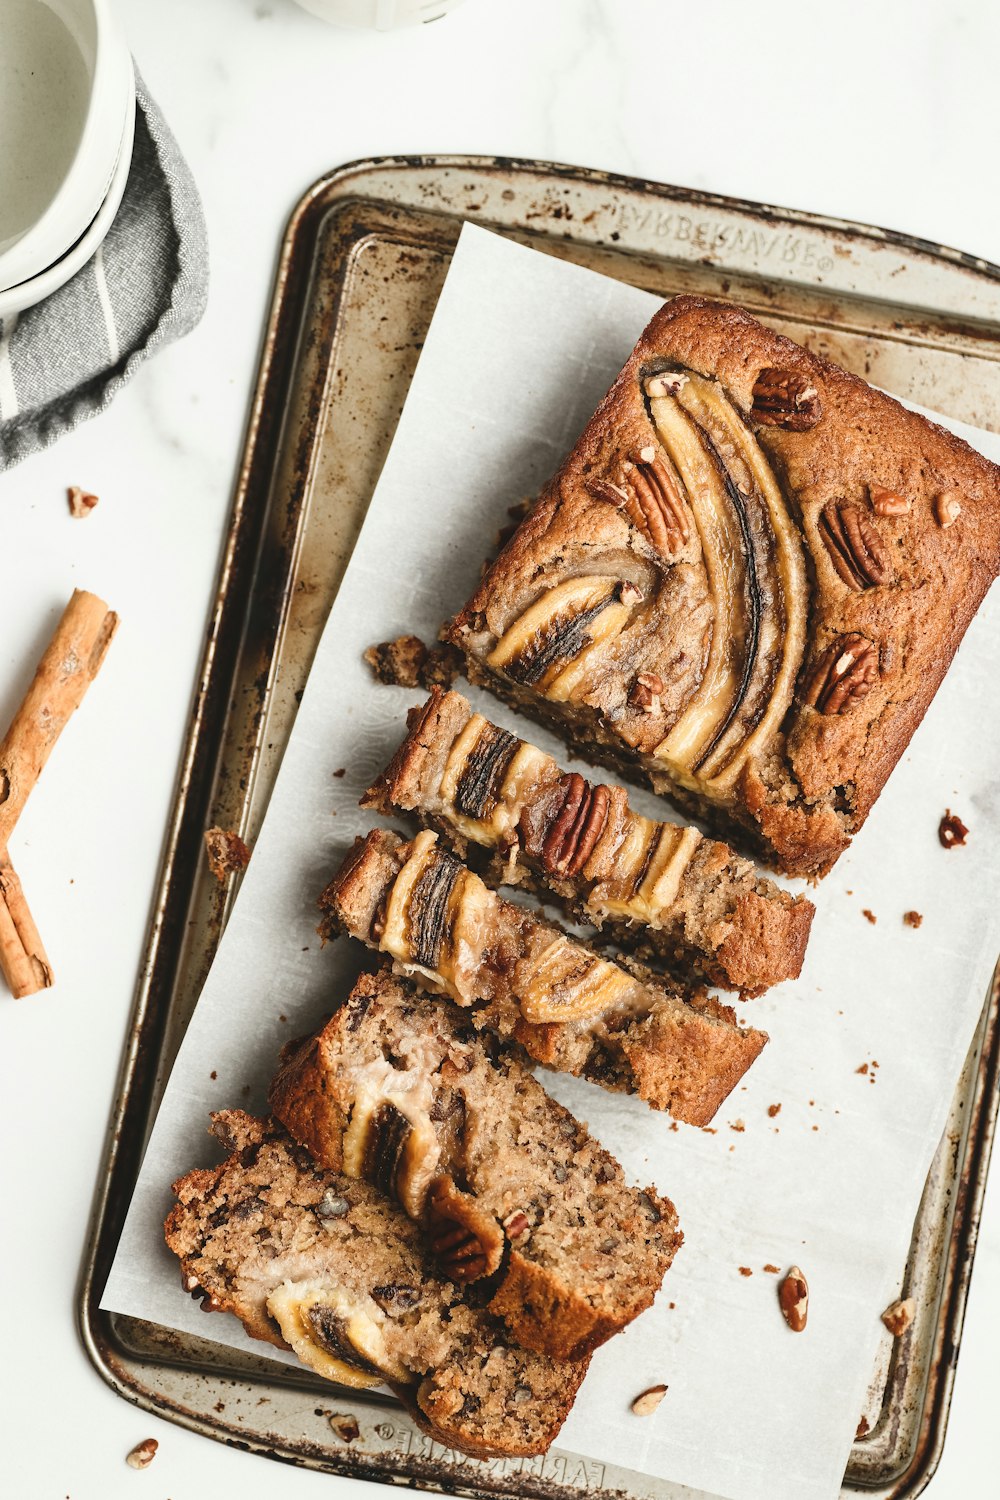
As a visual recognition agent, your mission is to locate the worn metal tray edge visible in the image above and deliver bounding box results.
[79,156,1000,1499]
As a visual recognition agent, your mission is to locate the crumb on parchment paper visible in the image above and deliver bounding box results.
[938,810,969,848]
[862,908,876,924]
[68,485,98,517]
[903,910,923,928]
[204,827,251,883]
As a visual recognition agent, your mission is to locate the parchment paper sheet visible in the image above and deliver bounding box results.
[103,225,1000,1500]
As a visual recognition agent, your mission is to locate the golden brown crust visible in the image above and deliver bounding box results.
[446,296,1000,877]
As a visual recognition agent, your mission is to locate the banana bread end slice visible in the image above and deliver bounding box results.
[165,1110,588,1457]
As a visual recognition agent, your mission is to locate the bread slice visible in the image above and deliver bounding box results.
[268,972,681,1363]
[443,295,1000,877]
[364,687,813,996]
[164,1110,588,1456]
[317,829,766,1125]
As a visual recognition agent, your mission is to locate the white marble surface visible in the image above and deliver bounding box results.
[0,1,997,1497]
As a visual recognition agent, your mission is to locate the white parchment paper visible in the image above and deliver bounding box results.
[103,225,1000,1500]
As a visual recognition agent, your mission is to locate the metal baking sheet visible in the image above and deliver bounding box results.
[81,156,1000,1500]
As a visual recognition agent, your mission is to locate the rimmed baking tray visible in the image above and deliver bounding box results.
[80,156,1000,1499]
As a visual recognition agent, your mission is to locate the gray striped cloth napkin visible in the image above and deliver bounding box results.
[0,71,208,472]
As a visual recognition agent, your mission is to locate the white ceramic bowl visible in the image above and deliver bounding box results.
[0,56,134,320]
[291,0,468,30]
[0,0,133,293]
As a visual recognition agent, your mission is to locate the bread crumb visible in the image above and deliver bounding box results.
[938,810,969,849]
[857,1063,869,1075]
[730,1119,745,1133]
[68,485,99,518]
[856,1415,870,1439]
[903,910,923,928]
[767,1103,782,1118]
[363,635,461,690]
[332,768,346,779]
[763,1263,780,1274]
[738,1266,753,1277]
[210,1070,217,1081]
[862,908,876,924]
[882,1297,915,1337]
[204,827,251,882]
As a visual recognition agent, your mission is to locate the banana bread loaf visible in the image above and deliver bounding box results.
[268,971,682,1362]
[165,1110,589,1456]
[317,830,767,1124]
[364,687,813,995]
[443,296,1000,877]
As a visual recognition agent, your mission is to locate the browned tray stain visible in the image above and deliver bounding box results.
[80,157,1000,1500]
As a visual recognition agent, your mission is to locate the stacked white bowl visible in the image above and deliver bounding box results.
[291,0,469,28]
[0,0,135,320]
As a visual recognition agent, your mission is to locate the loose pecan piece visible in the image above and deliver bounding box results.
[802,633,879,715]
[541,773,610,877]
[426,1176,504,1284]
[622,452,690,553]
[751,368,823,431]
[938,810,969,848]
[779,1266,809,1332]
[818,502,891,590]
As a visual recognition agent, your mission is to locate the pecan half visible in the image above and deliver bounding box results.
[870,485,912,517]
[540,773,610,877]
[802,633,878,714]
[622,454,690,552]
[779,1266,809,1332]
[751,368,823,431]
[426,1176,504,1283]
[934,491,962,528]
[818,502,891,590]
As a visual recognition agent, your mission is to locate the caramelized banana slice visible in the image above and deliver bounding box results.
[646,372,806,794]
[380,830,439,962]
[267,1280,410,1388]
[439,724,558,847]
[489,576,640,695]
[520,935,634,1024]
[342,1095,441,1218]
[594,822,702,923]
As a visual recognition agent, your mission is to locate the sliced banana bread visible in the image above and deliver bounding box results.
[268,972,682,1362]
[318,829,767,1124]
[364,688,813,996]
[165,1110,588,1456]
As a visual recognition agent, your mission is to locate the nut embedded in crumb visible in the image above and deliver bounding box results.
[125,1438,158,1469]
[903,910,923,929]
[933,491,962,528]
[204,827,251,883]
[779,1266,808,1332]
[630,1383,668,1417]
[628,671,664,714]
[329,1412,360,1442]
[881,1297,915,1337]
[938,810,969,849]
[869,485,911,517]
[68,485,99,518]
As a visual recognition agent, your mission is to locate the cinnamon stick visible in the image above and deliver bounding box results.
[0,590,118,997]
[0,590,118,846]
[0,847,53,999]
